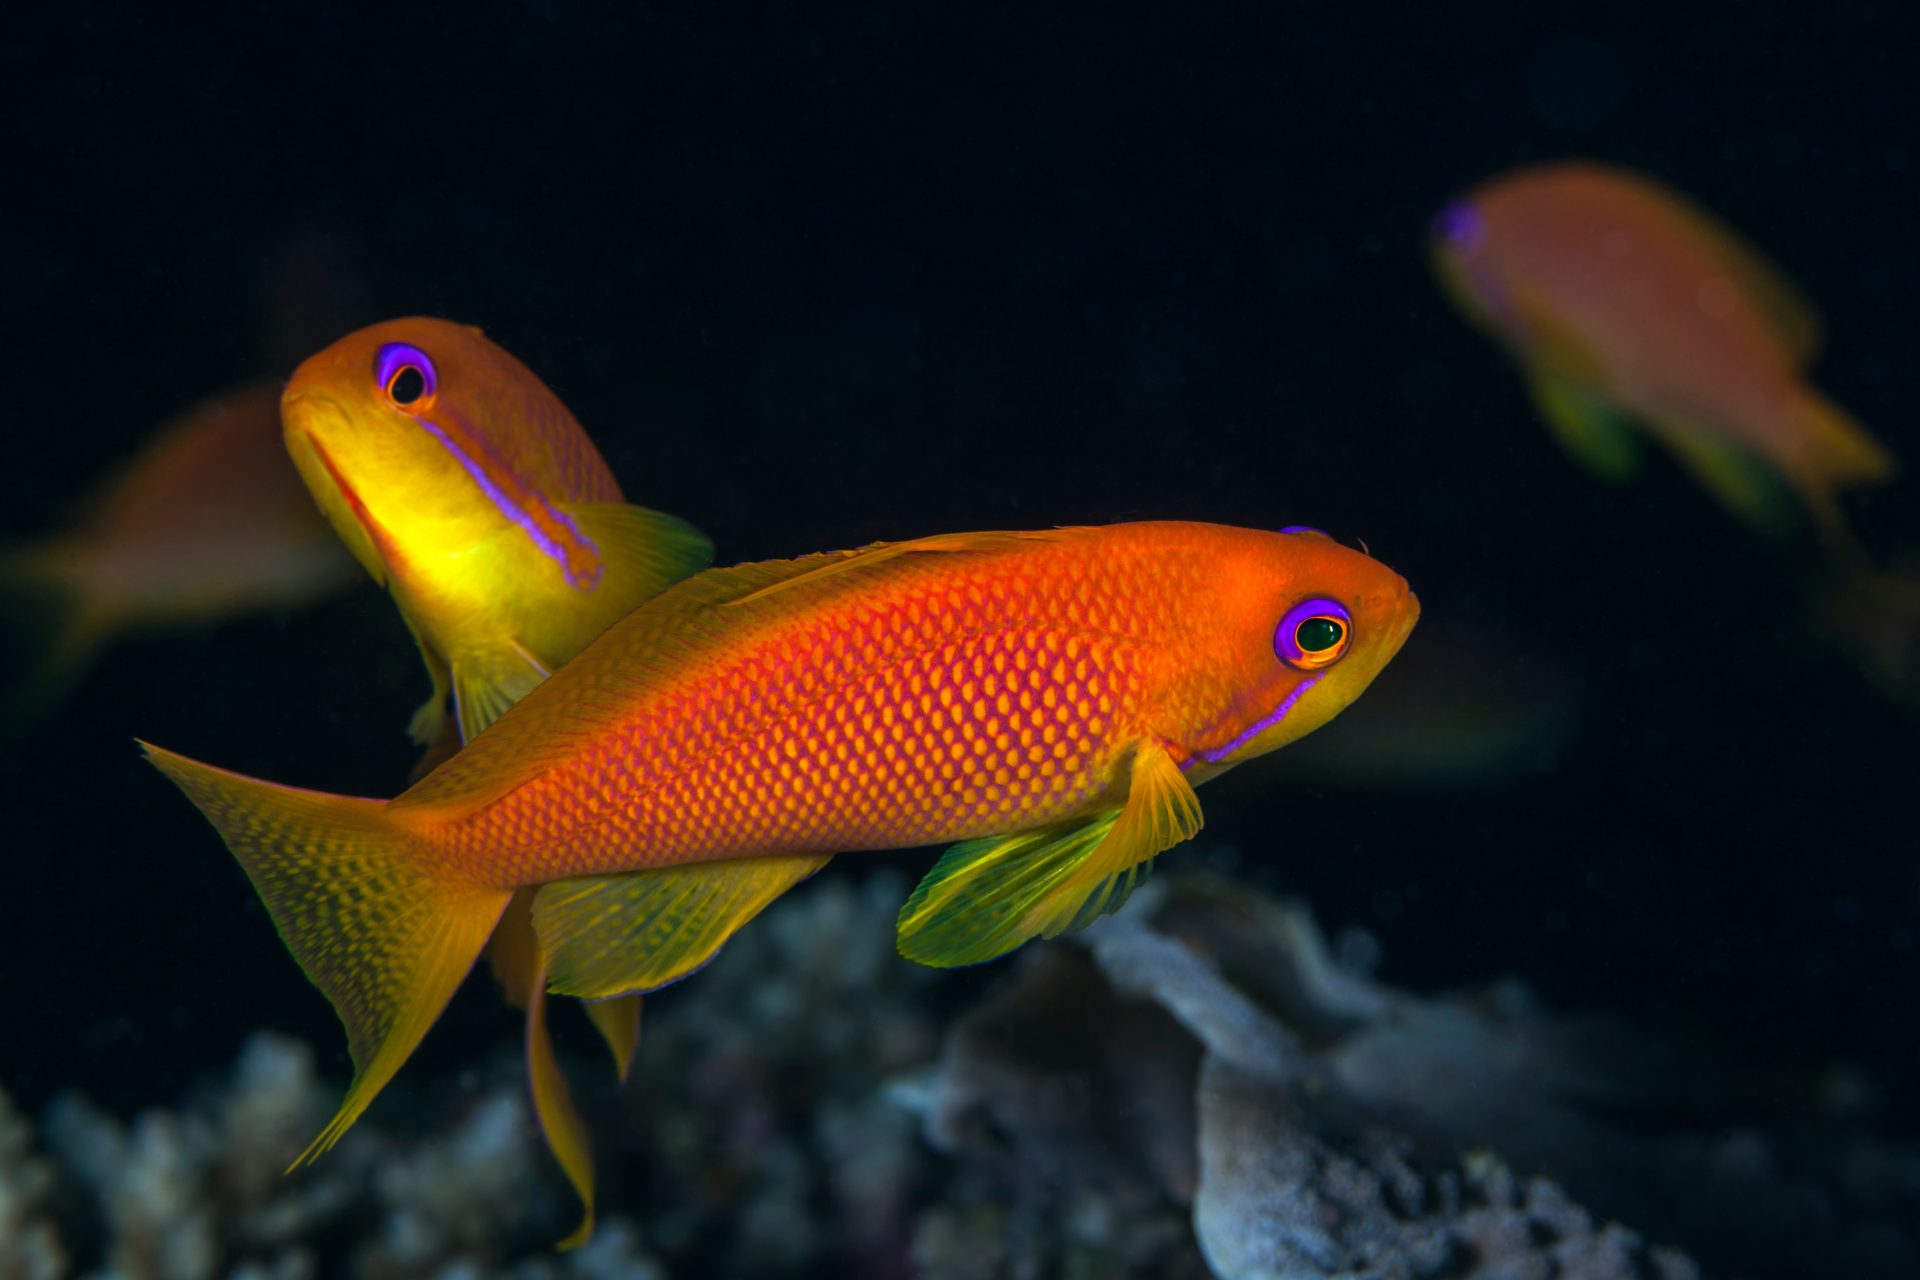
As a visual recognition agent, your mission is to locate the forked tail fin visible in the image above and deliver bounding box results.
[1794,389,1894,492]
[140,742,509,1166]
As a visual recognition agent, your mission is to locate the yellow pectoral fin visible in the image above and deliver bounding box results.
[525,961,597,1251]
[897,742,1204,968]
[532,855,833,1001]
[139,743,508,1166]
[583,995,643,1084]
[1526,370,1641,482]
[452,641,552,742]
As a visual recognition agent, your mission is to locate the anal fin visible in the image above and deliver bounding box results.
[490,890,642,1080]
[584,996,643,1083]
[525,957,596,1250]
[897,742,1204,967]
[534,854,833,1000]
[1654,416,1800,534]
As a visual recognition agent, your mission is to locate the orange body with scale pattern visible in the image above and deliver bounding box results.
[142,519,1416,1200]
[409,520,1415,884]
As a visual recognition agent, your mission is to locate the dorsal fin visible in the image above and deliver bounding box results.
[392,528,1086,812]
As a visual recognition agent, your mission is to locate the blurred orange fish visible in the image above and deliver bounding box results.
[1431,160,1895,548]
[1,382,356,729]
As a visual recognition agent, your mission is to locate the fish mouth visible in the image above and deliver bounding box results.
[288,417,396,561]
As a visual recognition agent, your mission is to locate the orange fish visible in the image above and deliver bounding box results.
[2,382,356,729]
[1431,160,1895,547]
[144,522,1416,1218]
[281,317,712,1243]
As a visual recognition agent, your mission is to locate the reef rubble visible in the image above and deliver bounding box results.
[3,870,1914,1278]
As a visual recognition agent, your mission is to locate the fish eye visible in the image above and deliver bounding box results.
[373,342,438,410]
[1274,598,1352,670]
[388,365,427,405]
[1431,200,1482,249]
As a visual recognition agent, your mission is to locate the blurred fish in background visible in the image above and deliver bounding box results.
[1430,159,1920,695]
[1430,160,1895,553]
[0,381,357,733]
[0,224,371,736]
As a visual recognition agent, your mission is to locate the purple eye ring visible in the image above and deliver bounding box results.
[1275,597,1352,670]
[1280,525,1329,539]
[374,342,438,409]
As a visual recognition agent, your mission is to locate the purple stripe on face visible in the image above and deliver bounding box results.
[1194,672,1324,765]
[414,416,602,588]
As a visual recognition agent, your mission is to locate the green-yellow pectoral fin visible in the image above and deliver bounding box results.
[897,742,1204,968]
[1526,370,1641,482]
[533,854,833,1000]
[584,995,643,1083]
[139,742,508,1166]
[556,502,714,604]
[453,641,552,742]
[525,960,597,1251]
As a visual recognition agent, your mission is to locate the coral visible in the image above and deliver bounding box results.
[0,1085,64,1280]
[907,875,1920,1280]
[6,869,1915,1278]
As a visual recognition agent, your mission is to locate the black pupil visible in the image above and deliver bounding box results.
[389,366,426,404]
[1296,617,1344,653]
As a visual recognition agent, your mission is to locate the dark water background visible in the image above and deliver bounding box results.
[4,0,1916,1156]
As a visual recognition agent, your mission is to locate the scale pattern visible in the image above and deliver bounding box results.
[443,532,1205,883]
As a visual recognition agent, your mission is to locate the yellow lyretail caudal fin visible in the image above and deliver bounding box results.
[533,854,833,1000]
[525,959,597,1250]
[139,742,508,1166]
[897,743,1204,967]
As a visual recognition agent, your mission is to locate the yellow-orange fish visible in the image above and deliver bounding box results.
[143,521,1416,1233]
[280,317,711,1243]
[1431,160,1894,546]
[281,316,711,747]
[2,382,356,729]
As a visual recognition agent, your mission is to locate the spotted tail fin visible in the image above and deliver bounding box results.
[140,741,509,1166]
